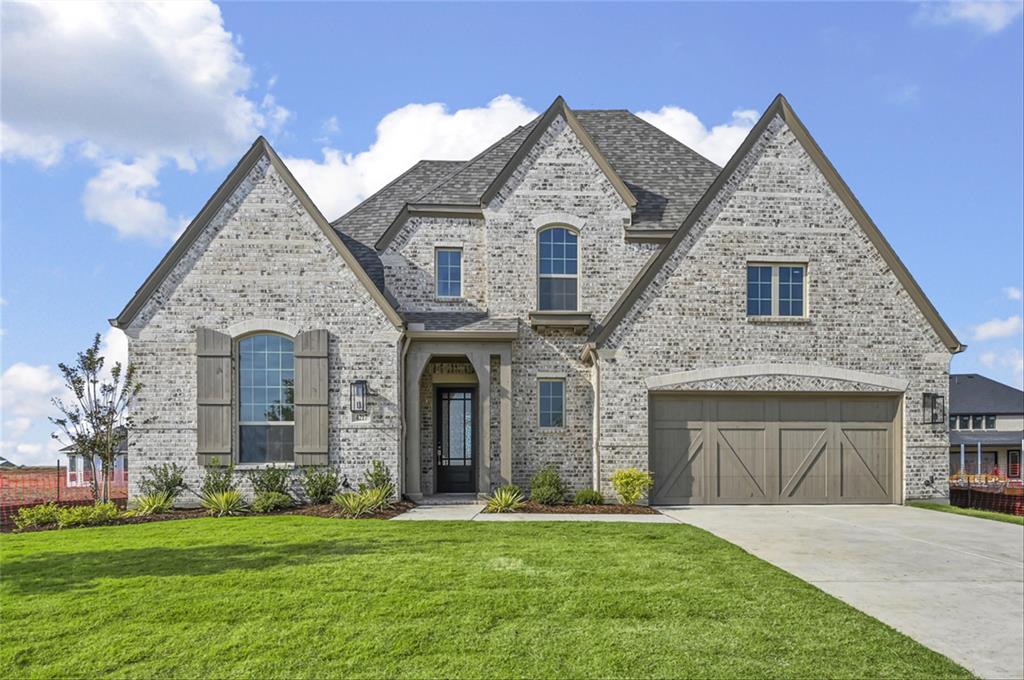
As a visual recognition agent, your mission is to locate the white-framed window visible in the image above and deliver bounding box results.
[538,379,565,428]
[538,227,579,311]
[435,248,463,299]
[746,263,806,317]
[238,333,295,464]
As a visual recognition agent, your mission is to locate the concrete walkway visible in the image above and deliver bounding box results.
[393,503,674,523]
[659,504,1024,680]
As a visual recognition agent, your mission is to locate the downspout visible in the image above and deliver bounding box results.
[583,343,601,491]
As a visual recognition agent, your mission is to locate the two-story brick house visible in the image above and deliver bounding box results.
[111,94,964,504]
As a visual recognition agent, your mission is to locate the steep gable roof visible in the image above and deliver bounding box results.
[331,159,463,244]
[574,110,720,230]
[950,374,1024,415]
[478,96,638,211]
[111,137,404,330]
[590,94,964,354]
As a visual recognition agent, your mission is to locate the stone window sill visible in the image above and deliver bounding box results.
[235,462,296,471]
[746,316,811,325]
[529,311,593,333]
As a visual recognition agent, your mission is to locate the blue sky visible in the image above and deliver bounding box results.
[2,1,1022,465]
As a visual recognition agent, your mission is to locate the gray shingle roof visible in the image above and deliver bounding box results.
[950,430,1024,447]
[573,110,720,229]
[331,108,721,249]
[950,374,1024,415]
[331,160,462,244]
[404,312,518,334]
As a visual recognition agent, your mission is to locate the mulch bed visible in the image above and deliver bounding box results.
[4,501,417,533]
[516,501,657,514]
[284,500,417,520]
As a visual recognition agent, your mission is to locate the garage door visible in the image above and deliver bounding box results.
[649,395,898,505]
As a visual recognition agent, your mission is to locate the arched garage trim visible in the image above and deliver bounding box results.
[645,363,909,392]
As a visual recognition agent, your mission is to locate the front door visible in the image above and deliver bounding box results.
[436,387,476,493]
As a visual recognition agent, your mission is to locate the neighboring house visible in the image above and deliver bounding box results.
[110,94,963,505]
[949,374,1024,479]
[0,456,18,469]
[61,433,129,488]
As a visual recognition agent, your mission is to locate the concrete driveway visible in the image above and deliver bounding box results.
[659,505,1024,680]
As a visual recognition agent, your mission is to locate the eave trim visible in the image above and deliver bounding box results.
[111,136,404,330]
[479,96,638,212]
[591,93,964,354]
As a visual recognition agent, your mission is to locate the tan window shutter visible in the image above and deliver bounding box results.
[294,329,329,466]
[196,328,232,466]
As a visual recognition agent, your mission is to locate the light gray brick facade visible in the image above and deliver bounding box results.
[125,158,401,502]
[119,99,956,505]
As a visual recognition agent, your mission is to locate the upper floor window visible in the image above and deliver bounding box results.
[239,334,294,464]
[746,263,806,317]
[985,415,997,429]
[958,415,970,429]
[538,227,578,311]
[435,248,463,299]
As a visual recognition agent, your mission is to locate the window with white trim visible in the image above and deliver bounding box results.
[539,379,565,428]
[746,263,807,317]
[239,334,294,463]
[435,248,463,299]
[538,227,578,311]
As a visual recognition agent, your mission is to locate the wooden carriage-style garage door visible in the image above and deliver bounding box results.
[649,395,899,505]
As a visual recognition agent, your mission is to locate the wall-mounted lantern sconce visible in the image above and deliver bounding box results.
[351,380,368,413]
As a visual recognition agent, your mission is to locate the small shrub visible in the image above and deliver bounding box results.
[574,488,604,505]
[530,465,568,505]
[361,485,394,513]
[252,491,293,514]
[485,485,525,513]
[57,502,122,528]
[200,490,247,517]
[301,467,340,503]
[247,467,292,496]
[138,463,187,500]
[359,460,393,492]
[14,502,61,529]
[131,492,174,516]
[200,459,236,497]
[611,468,654,505]
[332,491,373,518]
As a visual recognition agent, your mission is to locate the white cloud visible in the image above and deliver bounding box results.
[1,0,291,239]
[979,350,998,367]
[322,116,340,135]
[0,363,64,419]
[636,107,758,166]
[3,417,32,439]
[1004,286,1023,301]
[972,315,1024,340]
[82,157,187,240]
[285,95,538,220]
[916,1,1024,33]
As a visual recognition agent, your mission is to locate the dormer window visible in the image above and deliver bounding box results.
[538,227,578,311]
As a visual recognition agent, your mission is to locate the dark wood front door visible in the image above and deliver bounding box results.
[436,387,476,493]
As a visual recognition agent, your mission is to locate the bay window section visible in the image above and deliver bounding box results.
[239,334,295,463]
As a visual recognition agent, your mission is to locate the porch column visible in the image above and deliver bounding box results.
[499,346,513,486]
[404,350,430,499]
[468,351,491,495]
[977,441,982,475]
[960,443,965,475]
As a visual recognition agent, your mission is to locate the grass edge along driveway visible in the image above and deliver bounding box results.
[909,500,1024,526]
[1,516,971,679]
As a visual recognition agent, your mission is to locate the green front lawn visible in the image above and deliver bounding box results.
[909,501,1024,526]
[1,517,969,679]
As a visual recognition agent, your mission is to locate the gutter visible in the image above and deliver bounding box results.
[397,329,411,497]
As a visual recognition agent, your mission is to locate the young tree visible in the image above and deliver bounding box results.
[50,334,143,502]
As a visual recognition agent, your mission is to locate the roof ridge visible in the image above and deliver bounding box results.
[330,159,462,227]
[411,119,539,204]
